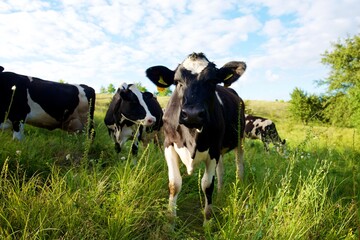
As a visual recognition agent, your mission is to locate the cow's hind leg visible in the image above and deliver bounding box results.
[202,158,217,222]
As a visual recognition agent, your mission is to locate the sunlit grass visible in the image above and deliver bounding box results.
[0,96,358,239]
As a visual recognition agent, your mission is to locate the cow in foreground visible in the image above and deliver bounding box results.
[245,114,286,153]
[0,66,95,140]
[104,83,163,155]
[145,52,246,223]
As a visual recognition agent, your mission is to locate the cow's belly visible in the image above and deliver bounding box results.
[26,93,60,129]
[26,110,59,129]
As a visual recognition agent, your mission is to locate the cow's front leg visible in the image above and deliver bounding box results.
[202,158,217,221]
[164,145,182,219]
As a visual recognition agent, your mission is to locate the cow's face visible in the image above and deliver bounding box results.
[146,52,246,130]
[119,84,156,127]
[175,53,219,129]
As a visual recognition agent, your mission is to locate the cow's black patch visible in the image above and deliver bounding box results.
[29,78,80,121]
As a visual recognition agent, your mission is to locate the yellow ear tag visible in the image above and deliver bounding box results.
[158,76,167,86]
[224,73,233,81]
[157,86,166,92]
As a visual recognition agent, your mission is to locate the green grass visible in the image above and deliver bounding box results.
[0,96,358,239]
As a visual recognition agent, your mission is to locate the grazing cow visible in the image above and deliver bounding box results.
[244,114,286,152]
[104,83,163,155]
[145,52,246,223]
[0,66,95,140]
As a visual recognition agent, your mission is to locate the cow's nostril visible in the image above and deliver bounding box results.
[180,109,188,120]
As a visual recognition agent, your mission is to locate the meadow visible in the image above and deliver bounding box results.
[0,94,359,239]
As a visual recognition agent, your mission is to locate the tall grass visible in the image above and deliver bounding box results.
[0,97,358,239]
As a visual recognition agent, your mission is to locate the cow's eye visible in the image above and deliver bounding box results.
[174,80,182,86]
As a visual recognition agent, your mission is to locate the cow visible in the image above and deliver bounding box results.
[0,66,95,140]
[145,52,246,224]
[104,83,163,155]
[244,114,286,153]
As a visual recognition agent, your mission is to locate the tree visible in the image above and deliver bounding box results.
[320,34,360,128]
[107,84,116,94]
[135,82,148,92]
[289,88,312,124]
[100,86,106,93]
[288,88,328,125]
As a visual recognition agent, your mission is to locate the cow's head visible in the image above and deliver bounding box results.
[146,52,246,129]
[117,83,156,127]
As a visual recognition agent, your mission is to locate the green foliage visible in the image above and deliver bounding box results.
[107,84,116,94]
[288,88,328,124]
[321,34,360,128]
[134,82,148,92]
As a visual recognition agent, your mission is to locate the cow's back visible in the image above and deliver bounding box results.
[28,78,80,122]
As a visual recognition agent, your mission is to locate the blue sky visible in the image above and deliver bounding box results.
[0,0,359,100]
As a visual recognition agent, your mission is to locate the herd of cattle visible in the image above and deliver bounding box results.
[0,53,286,224]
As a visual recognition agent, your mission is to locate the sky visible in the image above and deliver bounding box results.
[0,0,359,101]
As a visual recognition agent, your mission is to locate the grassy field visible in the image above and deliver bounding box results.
[0,95,359,239]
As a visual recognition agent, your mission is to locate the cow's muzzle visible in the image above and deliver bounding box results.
[179,106,205,129]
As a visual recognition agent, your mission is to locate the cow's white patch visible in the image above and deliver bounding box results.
[254,119,272,131]
[72,85,90,129]
[13,122,25,140]
[128,85,156,126]
[182,57,209,75]
[215,91,223,106]
[27,76,33,82]
[119,125,135,147]
[120,82,128,90]
[25,90,58,127]
[174,143,209,175]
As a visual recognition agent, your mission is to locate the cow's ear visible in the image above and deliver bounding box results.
[217,61,246,87]
[146,66,175,91]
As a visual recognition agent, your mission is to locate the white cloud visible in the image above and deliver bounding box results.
[265,70,280,82]
[0,0,359,101]
[262,19,285,37]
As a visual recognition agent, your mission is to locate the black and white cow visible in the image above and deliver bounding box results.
[145,52,246,223]
[245,114,286,152]
[104,83,163,155]
[0,66,95,140]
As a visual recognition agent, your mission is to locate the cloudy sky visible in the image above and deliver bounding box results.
[1,0,359,100]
